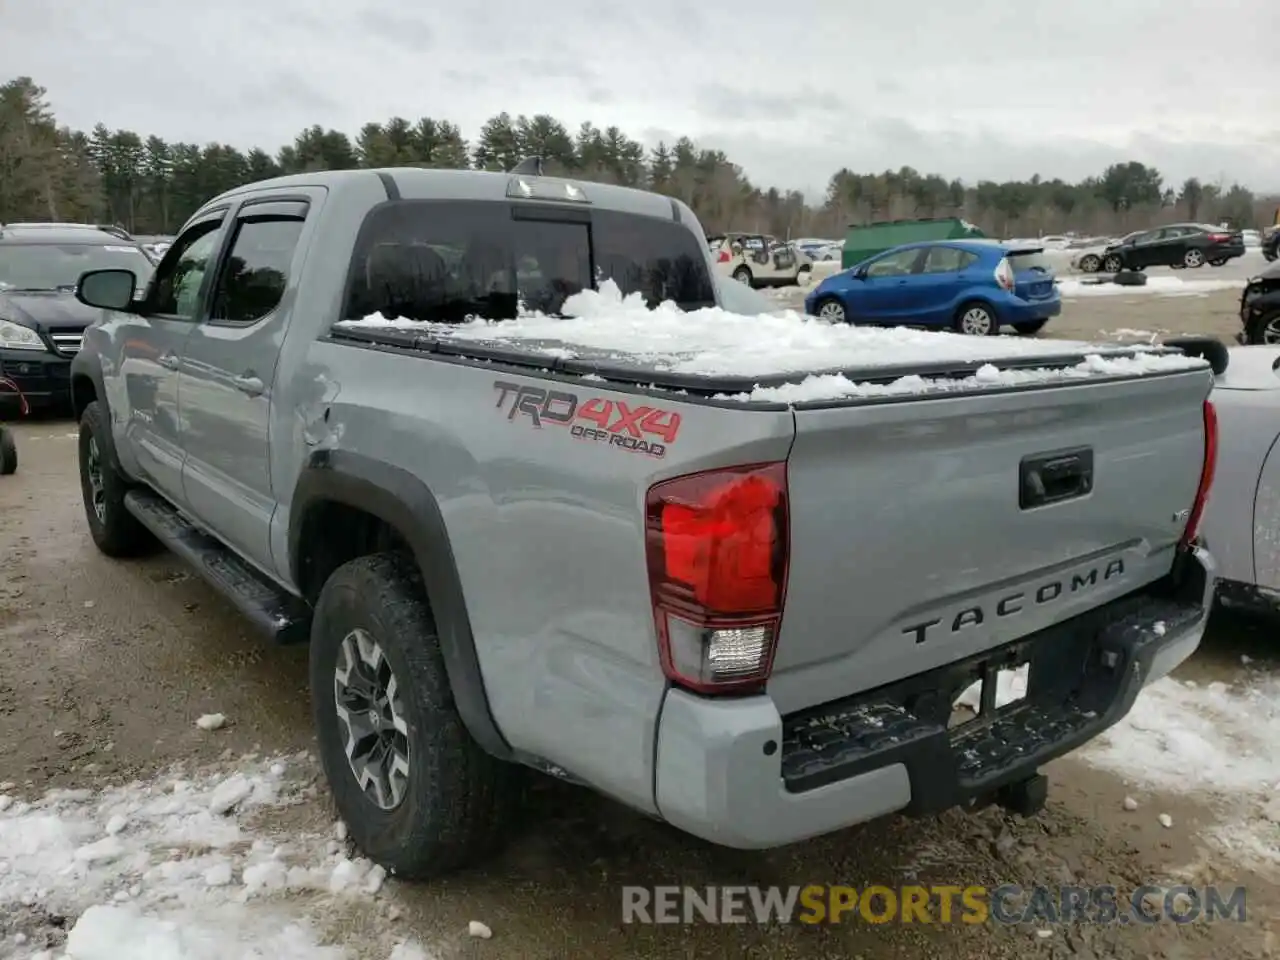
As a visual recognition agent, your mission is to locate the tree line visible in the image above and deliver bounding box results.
[1,75,1275,242]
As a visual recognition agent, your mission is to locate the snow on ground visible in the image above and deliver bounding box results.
[0,756,434,959]
[1077,671,1280,875]
[1057,276,1245,298]
[339,280,1207,392]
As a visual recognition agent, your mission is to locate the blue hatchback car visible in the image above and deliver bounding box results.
[803,239,1062,335]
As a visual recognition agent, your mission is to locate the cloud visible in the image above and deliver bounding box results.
[0,0,1275,198]
[358,12,435,51]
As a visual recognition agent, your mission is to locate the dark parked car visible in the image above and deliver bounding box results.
[0,226,155,411]
[1100,223,1246,272]
[1239,260,1280,344]
[1262,226,1279,263]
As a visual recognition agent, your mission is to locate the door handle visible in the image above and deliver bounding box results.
[232,374,265,396]
[158,352,179,370]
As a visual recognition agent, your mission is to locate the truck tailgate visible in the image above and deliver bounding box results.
[769,367,1212,715]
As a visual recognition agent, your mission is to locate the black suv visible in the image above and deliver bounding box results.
[1239,260,1280,344]
[1099,223,1246,272]
[0,225,155,411]
[1262,226,1279,263]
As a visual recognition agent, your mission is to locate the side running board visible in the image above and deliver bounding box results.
[124,489,311,644]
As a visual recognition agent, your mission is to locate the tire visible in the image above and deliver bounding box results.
[796,265,812,286]
[1113,270,1148,287]
[732,266,753,286]
[1102,254,1124,273]
[1012,319,1047,335]
[310,552,518,879]
[954,302,997,335]
[1208,258,1226,267]
[78,401,153,557]
[1245,310,1280,346]
[814,297,847,323]
[1183,248,1205,268]
[0,427,15,475]
[1078,254,1101,273]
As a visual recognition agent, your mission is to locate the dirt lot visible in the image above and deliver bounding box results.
[1,285,1277,959]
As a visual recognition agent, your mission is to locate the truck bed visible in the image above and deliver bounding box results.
[334,284,1209,404]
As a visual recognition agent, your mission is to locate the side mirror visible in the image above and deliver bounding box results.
[77,269,138,311]
[853,266,868,279]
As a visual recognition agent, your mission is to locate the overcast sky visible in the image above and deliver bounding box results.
[3,0,1277,199]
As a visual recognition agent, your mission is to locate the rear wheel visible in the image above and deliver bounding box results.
[732,266,753,286]
[814,297,847,323]
[1102,254,1124,273]
[310,553,519,879]
[1183,248,1205,268]
[1012,319,1047,336]
[1245,310,1280,345]
[954,302,997,336]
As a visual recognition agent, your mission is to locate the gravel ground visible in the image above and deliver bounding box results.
[1,284,1276,958]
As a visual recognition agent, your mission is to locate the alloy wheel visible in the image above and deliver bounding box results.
[333,628,411,811]
[85,437,107,523]
[960,307,993,335]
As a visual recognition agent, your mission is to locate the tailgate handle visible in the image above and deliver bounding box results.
[1020,448,1093,509]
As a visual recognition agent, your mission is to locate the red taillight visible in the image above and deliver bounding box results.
[1180,400,1218,548]
[1207,233,1231,243]
[717,249,731,263]
[645,462,789,695]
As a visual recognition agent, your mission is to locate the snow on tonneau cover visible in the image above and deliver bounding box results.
[339,282,1213,715]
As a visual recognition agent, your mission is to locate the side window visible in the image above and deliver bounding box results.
[209,217,305,325]
[865,248,920,277]
[921,247,977,273]
[148,221,224,318]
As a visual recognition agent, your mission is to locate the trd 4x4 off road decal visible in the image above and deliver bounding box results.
[493,380,681,458]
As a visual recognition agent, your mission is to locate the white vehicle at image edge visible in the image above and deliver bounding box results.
[1199,344,1280,615]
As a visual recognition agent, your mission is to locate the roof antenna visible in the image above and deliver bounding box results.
[509,156,544,176]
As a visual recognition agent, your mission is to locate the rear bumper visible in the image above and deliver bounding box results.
[0,348,71,411]
[1208,245,1246,261]
[653,547,1214,849]
[998,295,1061,325]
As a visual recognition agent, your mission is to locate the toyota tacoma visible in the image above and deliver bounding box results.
[69,166,1218,878]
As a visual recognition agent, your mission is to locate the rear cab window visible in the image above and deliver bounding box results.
[341,201,716,323]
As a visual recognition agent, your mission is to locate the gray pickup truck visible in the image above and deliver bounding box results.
[69,166,1219,879]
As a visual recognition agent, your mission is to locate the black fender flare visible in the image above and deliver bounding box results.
[289,449,512,760]
[69,352,124,469]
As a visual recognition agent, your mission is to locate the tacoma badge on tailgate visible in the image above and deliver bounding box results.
[492,380,681,458]
[902,556,1126,644]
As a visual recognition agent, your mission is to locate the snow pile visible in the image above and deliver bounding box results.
[1057,276,1245,298]
[0,757,433,959]
[1078,671,1280,873]
[727,351,1207,403]
[340,279,1176,380]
